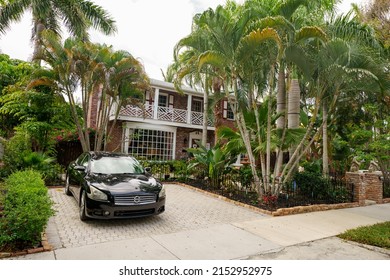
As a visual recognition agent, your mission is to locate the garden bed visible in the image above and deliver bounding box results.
[173,181,360,216]
[0,232,52,259]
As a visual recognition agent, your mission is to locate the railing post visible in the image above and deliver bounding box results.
[153,87,159,120]
[187,94,192,124]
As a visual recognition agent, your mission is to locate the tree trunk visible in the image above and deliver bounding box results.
[288,78,300,156]
[322,99,329,177]
[212,77,223,143]
[202,83,209,146]
[32,19,45,65]
[229,81,263,197]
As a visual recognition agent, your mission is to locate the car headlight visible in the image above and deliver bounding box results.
[87,186,108,201]
[159,185,166,198]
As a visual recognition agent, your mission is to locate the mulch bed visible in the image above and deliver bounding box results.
[171,179,356,213]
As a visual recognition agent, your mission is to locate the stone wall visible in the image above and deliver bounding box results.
[346,171,384,205]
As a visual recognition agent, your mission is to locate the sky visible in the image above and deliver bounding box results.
[0,0,366,80]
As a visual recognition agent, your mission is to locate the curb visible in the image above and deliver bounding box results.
[0,232,53,259]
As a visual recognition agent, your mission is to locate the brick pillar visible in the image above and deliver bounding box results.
[346,172,383,205]
[346,172,366,206]
[364,172,383,204]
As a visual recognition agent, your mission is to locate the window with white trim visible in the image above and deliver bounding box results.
[158,94,168,107]
[126,128,174,161]
[223,100,235,120]
[227,102,235,120]
[192,98,203,112]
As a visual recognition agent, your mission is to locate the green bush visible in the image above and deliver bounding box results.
[22,152,63,185]
[293,170,329,199]
[0,170,54,250]
[2,130,63,184]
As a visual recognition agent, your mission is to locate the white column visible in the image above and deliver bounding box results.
[187,94,192,124]
[153,87,159,120]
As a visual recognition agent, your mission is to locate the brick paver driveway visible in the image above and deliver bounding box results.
[47,184,267,249]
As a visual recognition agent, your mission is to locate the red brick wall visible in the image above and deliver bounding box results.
[175,128,215,160]
[105,121,123,152]
[87,84,102,128]
[346,172,383,205]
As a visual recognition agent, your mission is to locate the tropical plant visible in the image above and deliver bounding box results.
[172,0,389,200]
[29,32,149,152]
[0,0,117,62]
[187,142,231,189]
[92,45,149,151]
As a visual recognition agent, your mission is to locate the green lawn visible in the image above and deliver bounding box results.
[338,222,390,249]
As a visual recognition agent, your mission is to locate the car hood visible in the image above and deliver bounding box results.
[86,173,162,194]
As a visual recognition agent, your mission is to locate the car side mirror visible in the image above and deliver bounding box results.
[74,165,86,172]
[144,167,151,174]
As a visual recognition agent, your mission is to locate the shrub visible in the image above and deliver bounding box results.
[292,170,329,199]
[22,152,64,185]
[2,129,63,184]
[0,170,54,251]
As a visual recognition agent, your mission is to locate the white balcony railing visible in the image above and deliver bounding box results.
[119,103,153,119]
[119,104,213,126]
[158,106,187,123]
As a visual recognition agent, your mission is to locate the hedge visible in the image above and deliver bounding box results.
[0,170,54,250]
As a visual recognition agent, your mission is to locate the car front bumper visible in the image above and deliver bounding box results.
[84,197,166,219]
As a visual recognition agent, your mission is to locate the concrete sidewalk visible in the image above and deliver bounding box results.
[7,203,390,260]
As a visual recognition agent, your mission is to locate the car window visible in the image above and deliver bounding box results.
[90,156,144,174]
[75,154,86,165]
[76,154,89,167]
[80,154,90,167]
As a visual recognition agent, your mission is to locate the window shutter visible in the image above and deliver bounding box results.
[223,100,228,119]
[145,91,150,105]
[169,95,174,110]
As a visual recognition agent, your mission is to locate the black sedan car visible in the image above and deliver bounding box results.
[65,152,166,221]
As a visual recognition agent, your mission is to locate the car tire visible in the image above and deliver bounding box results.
[79,190,88,221]
[64,174,72,196]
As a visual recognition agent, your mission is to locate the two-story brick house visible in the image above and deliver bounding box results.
[88,79,236,160]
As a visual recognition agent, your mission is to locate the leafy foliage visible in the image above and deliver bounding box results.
[0,170,54,251]
[1,128,63,184]
[187,142,232,189]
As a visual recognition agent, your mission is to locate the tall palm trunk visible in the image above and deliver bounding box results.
[288,78,300,155]
[274,65,286,180]
[322,99,329,176]
[212,77,223,143]
[32,19,46,65]
[202,79,209,146]
[229,81,263,197]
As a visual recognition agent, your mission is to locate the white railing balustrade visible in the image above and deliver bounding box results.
[119,104,213,126]
[119,104,153,119]
[158,107,187,123]
[191,111,203,126]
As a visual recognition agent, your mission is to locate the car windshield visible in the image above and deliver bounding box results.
[90,156,144,174]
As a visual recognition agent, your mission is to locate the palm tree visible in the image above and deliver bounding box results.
[93,45,149,151]
[173,10,221,147]
[29,31,149,152]
[282,14,388,180]
[245,0,336,179]
[194,3,285,196]
[0,0,116,62]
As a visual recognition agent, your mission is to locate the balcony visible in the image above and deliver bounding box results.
[118,104,214,127]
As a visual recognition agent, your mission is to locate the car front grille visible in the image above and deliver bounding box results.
[114,194,157,205]
[114,209,155,217]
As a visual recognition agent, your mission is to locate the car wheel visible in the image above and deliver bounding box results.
[64,174,71,196]
[79,191,88,221]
